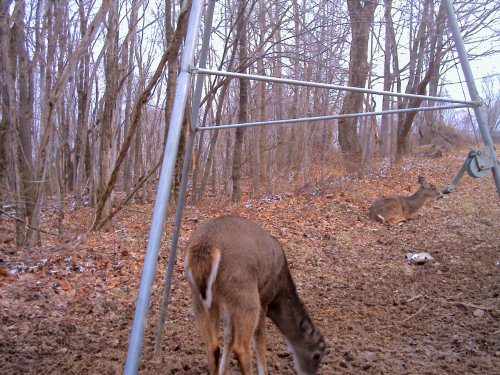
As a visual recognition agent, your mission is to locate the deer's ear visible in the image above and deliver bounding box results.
[300,318,314,335]
[418,176,427,186]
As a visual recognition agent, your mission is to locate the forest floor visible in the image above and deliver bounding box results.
[1,150,499,375]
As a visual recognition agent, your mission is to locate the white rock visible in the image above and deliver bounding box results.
[405,252,434,265]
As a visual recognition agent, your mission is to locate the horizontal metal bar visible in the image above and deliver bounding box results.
[191,67,479,106]
[196,103,469,131]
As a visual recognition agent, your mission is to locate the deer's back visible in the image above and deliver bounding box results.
[186,215,286,305]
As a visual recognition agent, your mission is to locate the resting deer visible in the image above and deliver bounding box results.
[368,176,443,225]
[184,215,325,375]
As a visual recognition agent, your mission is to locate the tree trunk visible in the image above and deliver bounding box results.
[1,0,18,249]
[253,0,267,194]
[122,0,139,195]
[0,0,9,190]
[9,0,35,247]
[338,0,377,173]
[95,0,119,232]
[231,0,247,202]
[380,0,393,157]
[73,0,91,205]
[395,0,446,162]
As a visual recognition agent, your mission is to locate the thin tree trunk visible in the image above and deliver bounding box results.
[8,0,35,247]
[380,0,393,157]
[273,0,284,177]
[122,0,139,195]
[0,0,9,191]
[95,0,119,232]
[395,0,446,162]
[1,0,19,249]
[73,0,91,204]
[231,0,248,202]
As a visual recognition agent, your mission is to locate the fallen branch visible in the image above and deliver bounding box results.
[36,349,71,375]
[0,209,58,237]
[401,304,427,323]
[441,299,496,312]
[405,294,423,303]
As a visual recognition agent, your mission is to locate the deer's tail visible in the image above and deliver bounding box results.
[184,240,221,309]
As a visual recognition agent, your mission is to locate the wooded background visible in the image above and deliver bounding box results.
[1,0,499,248]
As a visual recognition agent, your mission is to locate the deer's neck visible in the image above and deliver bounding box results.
[268,270,312,345]
[406,188,427,211]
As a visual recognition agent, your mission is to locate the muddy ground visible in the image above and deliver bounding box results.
[1,153,499,374]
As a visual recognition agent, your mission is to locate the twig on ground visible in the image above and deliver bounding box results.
[440,299,496,312]
[405,294,423,303]
[401,304,427,323]
[36,349,71,375]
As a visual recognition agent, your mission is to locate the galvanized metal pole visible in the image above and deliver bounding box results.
[192,67,477,106]
[443,0,500,199]
[123,2,205,374]
[154,0,216,353]
[197,104,469,132]
[154,131,196,354]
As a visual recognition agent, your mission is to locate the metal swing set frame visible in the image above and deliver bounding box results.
[123,1,500,373]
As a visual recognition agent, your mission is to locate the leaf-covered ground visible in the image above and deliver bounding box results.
[1,151,499,374]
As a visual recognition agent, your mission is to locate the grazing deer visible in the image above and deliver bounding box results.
[368,176,443,225]
[184,215,325,375]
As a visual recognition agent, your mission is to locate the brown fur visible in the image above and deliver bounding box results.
[368,176,442,225]
[187,242,219,300]
[413,144,443,158]
[184,215,325,375]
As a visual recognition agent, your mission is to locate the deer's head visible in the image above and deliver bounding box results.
[288,317,326,375]
[418,176,443,200]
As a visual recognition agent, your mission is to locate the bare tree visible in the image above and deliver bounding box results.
[122,0,140,196]
[2,0,499,247]
[231,0,248,202]
[28,0,111,245]
[394,0,446,162]
[338,0,378,173]
[480,75,500,134]
[94,0,119,232]
[1,0,35,248]
[92,1,192,230]
[379,0,395,157]
[0,0,9,191]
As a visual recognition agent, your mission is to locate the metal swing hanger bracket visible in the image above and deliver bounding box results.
[444,147,499,194]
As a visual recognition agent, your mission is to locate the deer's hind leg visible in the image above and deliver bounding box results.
[218,289,260,375]
[193,296,220,374]
[386,216,406,225]
[218,303,235,375]
[231,290,261,375]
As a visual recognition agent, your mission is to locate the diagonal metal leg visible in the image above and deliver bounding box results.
[154,130,195,353]
[443,154,469,194]
[154,0,216,354]
[123,2,205,374]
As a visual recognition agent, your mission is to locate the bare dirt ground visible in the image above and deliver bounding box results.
[1,152,499,374]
